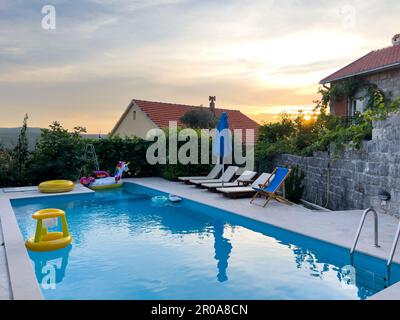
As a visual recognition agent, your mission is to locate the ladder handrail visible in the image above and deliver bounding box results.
[350,208,380,264]
[386,220,400,284]
[85,144,100,171]
[78,144,100,179]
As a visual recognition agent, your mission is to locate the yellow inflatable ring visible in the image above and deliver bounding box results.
[25,209,72,252]
[38,180,74,193]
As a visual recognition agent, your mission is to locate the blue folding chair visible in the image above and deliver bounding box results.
[250,167,292,207]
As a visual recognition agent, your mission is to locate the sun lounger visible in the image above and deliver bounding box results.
[250,167,292,207]
[189,166,239,186]
[178,164,222,183]
[201,170,257,191]
[216,173,272,198]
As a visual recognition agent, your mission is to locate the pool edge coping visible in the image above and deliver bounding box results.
[0,184,94,300]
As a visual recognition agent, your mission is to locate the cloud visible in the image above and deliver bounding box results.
[0,0,399,131]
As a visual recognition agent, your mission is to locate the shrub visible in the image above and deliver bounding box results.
[285,165,305,203]
[159,163,212,181]
[256,95,400,172]
[27,122,87,184]
[12,114,29,185]
[0,146,13,187]
[256,139,293,173]
[258,115,295,143]
[0,114,34,187]
[0,120,230,186]
[158,128,213,180]
[89,133,213,181]
[89,135,157,178]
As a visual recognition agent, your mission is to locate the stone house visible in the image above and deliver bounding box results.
[110,98,259,143]
[320,34,400,117]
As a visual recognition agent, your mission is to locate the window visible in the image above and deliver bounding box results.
[133,110,136,120]
[350,98,365,116]
[349,88,368,116]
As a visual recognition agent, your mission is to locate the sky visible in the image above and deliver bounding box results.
[0,0,399,133]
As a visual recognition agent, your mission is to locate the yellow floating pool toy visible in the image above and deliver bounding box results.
[25,209,72,252]
[38,180,74,193]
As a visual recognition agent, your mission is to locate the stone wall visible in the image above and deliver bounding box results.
[365,68,400,101]
[275,113,400,218]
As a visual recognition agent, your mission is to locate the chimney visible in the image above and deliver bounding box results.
[209,96,216,116]
[392,34,400,46]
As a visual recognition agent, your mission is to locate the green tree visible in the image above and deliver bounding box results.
[180,108,217,129]
[28,122,87,184]
[13,114,29,183]
[0,145,13,187]
[258,113,295,143]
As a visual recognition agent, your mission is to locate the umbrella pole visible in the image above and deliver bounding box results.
[221,157,224,188]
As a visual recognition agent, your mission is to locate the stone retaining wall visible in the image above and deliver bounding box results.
[275,113,400,218]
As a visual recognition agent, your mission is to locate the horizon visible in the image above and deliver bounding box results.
[1,0,399,133]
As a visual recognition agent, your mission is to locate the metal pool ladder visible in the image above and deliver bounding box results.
[84,144,100,171]
[386,219,400,284]
[350,208,380,265]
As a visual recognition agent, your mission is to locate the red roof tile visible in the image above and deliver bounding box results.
[133,99,259,142]
[320,44,400,84]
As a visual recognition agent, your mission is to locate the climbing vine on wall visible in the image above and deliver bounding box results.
[318,76,386,113]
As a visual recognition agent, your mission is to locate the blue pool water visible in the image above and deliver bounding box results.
[11,183,400,300]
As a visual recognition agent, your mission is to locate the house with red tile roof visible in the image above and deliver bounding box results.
[320,34,400,117]
[110,98,259,143]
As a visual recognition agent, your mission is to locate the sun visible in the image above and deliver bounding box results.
[303,114,312,121]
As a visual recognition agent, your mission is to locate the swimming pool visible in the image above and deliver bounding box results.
[11,183,400,300]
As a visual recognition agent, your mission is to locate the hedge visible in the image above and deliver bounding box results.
[0,124,214,187]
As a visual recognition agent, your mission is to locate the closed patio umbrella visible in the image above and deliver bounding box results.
[213,112,232,187]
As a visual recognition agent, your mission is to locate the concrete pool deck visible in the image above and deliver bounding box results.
[0,178,399,299]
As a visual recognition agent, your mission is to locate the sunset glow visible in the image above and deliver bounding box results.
[0,0,399,132]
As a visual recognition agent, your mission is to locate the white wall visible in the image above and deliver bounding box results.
[112,103,158,138]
